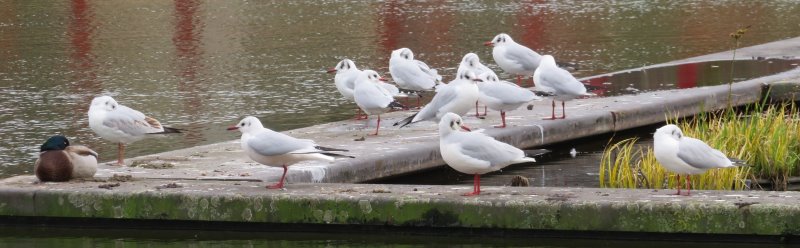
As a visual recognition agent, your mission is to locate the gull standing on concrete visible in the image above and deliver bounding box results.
[389,48,442,107]
[328,59,402,120]
[35,135,98,182]
[534,55,590,120]
[394,70,481,128]
[457,53,493,116]
[88,96,181,166]
[485,33,542,87]
[228,116,352,189]
[477,72,540,128]
[653,124,745,196]
[438,113,537,196]
[354,70,405,135]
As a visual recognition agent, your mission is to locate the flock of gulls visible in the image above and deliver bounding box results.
[33,33,743,196]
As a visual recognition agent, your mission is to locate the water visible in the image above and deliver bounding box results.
[0,226,787,247]
[2,1,800,179]
[2,1,800,244]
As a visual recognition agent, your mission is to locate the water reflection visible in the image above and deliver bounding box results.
[1,1,800,178]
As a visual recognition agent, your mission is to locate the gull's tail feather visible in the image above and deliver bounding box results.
[388,101,406,110]
[394,113,418,128]
[523,149,550,157]
[315,146,348,152]
[321,152,355,159]
[729,157,750,167]
[148,126,183,135]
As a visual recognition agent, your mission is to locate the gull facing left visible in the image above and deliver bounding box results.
[439,113,536,196]
[653,124,745,196]
[228,116,352,189]
[88,96,181,166]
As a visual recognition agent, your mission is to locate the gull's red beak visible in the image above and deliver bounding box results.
[460,125,471,132]
[326,68,337,74]
[483,41,494,47]
[379,77,388,82]
[226,125,239,131]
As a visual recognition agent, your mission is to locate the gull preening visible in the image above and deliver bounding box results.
[389,48,442,107]
[353,70,405,135]
[228,116,353,189]
[477,72,540,128]
[35,135,98,182]
[534,55,590,120]
[88,96,181,166]
[328,59,401,119]
[485,33,542,87]
[438,113,537,196]
[394,70,481,128]
[653,124,745,195]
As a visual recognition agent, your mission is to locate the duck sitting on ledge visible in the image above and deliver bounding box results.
[35,135,98,182]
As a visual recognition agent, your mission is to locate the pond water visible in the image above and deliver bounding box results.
[3,0,800,180]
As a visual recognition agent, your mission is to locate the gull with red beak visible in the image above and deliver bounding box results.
[438,113,537,196]
[484,33,542,88]
[227,116,352,189]
[353,70,405,136]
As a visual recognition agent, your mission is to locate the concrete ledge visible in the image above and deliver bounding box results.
[1,177,799,240]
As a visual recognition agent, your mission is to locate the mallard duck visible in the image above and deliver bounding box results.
[35,135,98,182]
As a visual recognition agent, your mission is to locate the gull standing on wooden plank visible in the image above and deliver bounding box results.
[485,33,542,87]
[328,59,402,120]
[353,70,405,136]
[653,124,746,196]
[389,48,442,107]
[88,96,181,166]
[533,55,590,120]
[457,53,493,117]
[477,72,540,128]
[227,116,353,189]
[394,70,481,128]
[438,113,537,196]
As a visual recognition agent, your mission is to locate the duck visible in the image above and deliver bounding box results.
[35,135,98,182]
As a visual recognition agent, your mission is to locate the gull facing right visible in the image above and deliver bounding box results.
[353,70,405,136]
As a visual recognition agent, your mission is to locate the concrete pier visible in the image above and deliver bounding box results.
[2,37,800,241]
[1,176,799,242]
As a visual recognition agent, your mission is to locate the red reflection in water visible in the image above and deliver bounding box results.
[375,1,454,75]
[377,0,405,59]
[516,1,547,51]
[582,76,609,97]
[173,0,206,144]
[677,63,698,89]
[68,0,101,127]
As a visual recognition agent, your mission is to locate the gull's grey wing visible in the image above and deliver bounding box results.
[102,105,164,136]
[677,137,732,169]
[412,83,459,122]
[539,66,586,96]
[503,45,541,72]
[355,83,394,109]
[457,133,526,168]
[247,130,317,157]
[480,80,538,105]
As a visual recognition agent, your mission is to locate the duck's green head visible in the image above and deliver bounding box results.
[40,135,70,152]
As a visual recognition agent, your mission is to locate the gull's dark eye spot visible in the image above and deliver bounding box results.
[241,123,245,127]
[450,120,455,127]
[469,62,474,67]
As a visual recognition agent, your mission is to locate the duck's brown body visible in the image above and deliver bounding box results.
[35,145,98,182]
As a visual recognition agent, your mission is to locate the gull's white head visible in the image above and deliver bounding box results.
[357,70,387,84]
[485,33,514,47]
[540,55,557,67]
[654,124,683,141]
[90,96,118,112]
[392,48,414,60]
[477,71,500,83]
[456,70,483,84]
[227,116,265,133]
[328,59,357,74]
[439,112,471,135]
